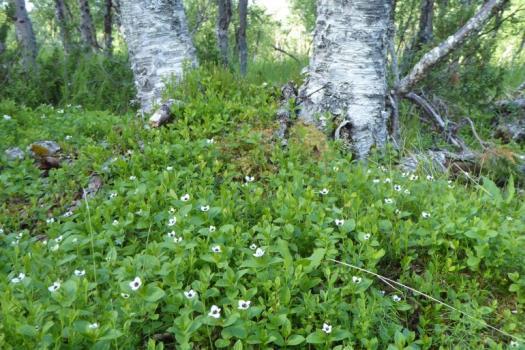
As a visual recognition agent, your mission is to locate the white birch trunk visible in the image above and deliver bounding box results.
[11,0,38,69]
[299,0,392,158]
[119,0,198,113]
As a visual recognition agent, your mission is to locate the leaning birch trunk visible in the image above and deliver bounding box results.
[119,0,198,113]
[298,0,392,158]
[78,0,99,50]
[217,0,232,66]
[396,0,505,95]
[54,0,71,54]
[237,0,248,76]
[11,0,38,69]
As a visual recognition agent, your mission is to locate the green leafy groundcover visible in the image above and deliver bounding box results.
[0,70,524,349]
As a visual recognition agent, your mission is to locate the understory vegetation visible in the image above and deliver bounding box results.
[1,66,524,349]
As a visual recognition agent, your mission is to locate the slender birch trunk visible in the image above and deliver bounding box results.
[237,0,248,76]
[54,0,71,54]
[104,0,113,55]
[119,0,198,113]
[10,0,38,70]
[416,0,434,48]
[217,0,232,66]
[299,0,393,158]
[78,0,99,50]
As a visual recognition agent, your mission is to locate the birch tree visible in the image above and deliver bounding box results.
[104,0,113,55]
[237,0,248,75]
[54,0,71,53]
[78,0,98,50]
[217,0,232,66]
[298,0,393,158]
[119,0,198,113]
[10,0,38,69]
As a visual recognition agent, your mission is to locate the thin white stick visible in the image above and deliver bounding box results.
[328,259,524,343]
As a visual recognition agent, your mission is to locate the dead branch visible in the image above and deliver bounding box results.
[272,45,300,63]
[464,117,489,150]
[275,82,298,145]
[396,0,507,95]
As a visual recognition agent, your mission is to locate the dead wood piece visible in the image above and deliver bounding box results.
[149,99,179,128]
[275,82,298,146]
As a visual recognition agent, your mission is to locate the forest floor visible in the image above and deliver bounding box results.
[0,67,524,349]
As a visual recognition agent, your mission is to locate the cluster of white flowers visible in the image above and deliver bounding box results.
[63,211,73,218]
[510,340,520,348]
[426,175,434,181]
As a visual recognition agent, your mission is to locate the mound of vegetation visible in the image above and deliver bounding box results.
[1,68,523,349]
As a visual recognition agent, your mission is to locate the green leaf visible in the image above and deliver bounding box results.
[481,177,503,205]
[304,248,326,273]
[144,285,166,302]
[99,329,124,341]
[17,324,38,337]
[287,335,306,346]
[222,325,247,339]
[306,331,325,344]
[505,176,515,204]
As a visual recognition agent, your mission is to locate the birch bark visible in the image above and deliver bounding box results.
[119,0,198,113]
[217,0,232,66]
[299,0,393,158]
[11,0,38,69]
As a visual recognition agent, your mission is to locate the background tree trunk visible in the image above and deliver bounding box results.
[237,0,248,76]
[10,0,38,69]
[104,0,113,55]
[217,0,232,66]
[119,0,198,113]
[54,0,71,54]
[78,0,99,50]
[416,0,434,48]
[298,0,392,158]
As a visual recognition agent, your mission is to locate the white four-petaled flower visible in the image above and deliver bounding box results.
[384,198,394,204]
[184,289,197,299]
[208,305,221,319]
[181,194,190,201]
[129,176,137,181]
[74,269,86,277]
[245,176,255,183]
[426,175,434,181]
[249,244,257,250]
[352,276,362,284]
[48,281,61,292]
[110,192,118,199]
[334,217,346,227]
[46,218,55,224]
[319,188,329,195]
[129,277,142,291]
[168,231,176,238]
[10,273,26,284]
[510,341,519,348]
[88,323,99,330]
[253,248,265,258]
[166,166,174,171]
[409,175,419,181]
[113,220,119,226]
[238,300,251,310]
[201,205,210,212]
[384,178,391,184]
[372,179,380,184]
[421,212,431,219]
[211,245,221,253]
[168,217,177,226]
[363,233,371,241]
[209,225,216,232]
[394,185,402,192]
[207,138,215,144]
[121,293,130,299]
[392,295,402,302]
[322,323,332,334]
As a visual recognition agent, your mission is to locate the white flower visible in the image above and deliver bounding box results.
[421,212,431,219]
[245,176,255,183]
[184,289,197,299]
[404,189,411,195]
[506,216,513,221]
[55,235,63,243]
[129,176,137,181]
[3,114,12,120]
[322,323,332,334]
[88,323,99,330]
[129,277,142,291]
[65,135,72,140]
[384,198,394,204]
[409,175,419,181]
[394,185,402,192]
[384,178,391,184]
[109,192,118,199]
[379,290,386,296]
[50,244,59,252]
[46,218,55,224]
[401,172,409,177]
[319,188,329,195]
[426,175,434,181]
[173,236,183,243]
[238,300,251,310]
[180,194,190,202]
[121,293,130,299]
[249,244,257,250]
[335,219,345,227]
[17,232,23,239]
[168,207,176,214]
[168,217,177,226]
[63,211,73,218]
[112,220,119,226]
[167,231,177,238]
[510,341,519,348]
[206,138,215,144]
[209,225,216,232]
[363,233,371,241]
[200,205,210,212]
[372,178,380,184]
[333,166,339,171]
[352,276,362,284]
[392,295,402,302]
[0,228,3,234]
[48,281,61,292]
[211,245,221,253]
[166,166,174,171]
[74,269,85,277]
[10,273,26,284]
[253,248,265,258]
[208,305,221,318]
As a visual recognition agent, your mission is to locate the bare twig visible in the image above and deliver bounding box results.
[464,117,489,150]
[296,84,328,106]
[272,45,300,63]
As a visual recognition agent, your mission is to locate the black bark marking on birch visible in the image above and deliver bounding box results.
[217,0,232,66]
[237,0,248,76]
